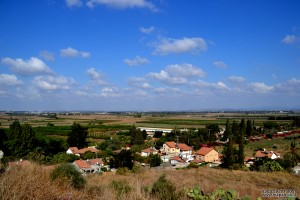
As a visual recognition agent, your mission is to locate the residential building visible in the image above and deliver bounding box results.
[162,142,180,155]
[73,158,103,174]
[195,147,219,162]
[255,150,280,160]
[141,147,158,157]
[66,146,99,156]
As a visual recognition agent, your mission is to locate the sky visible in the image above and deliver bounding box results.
[0,0,300,111]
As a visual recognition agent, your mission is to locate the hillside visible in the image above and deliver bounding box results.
[0,163,299,199]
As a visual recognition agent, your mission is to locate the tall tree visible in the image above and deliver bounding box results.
[67,123,87,148]
[130,125,144,145]
[283,141,300,169]
[238,119,245,166]
[222,120,234,168]
[20,123,36,154]
[246,120,253,137]
[150,154,162,167]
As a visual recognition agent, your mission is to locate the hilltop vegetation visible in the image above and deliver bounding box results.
[0,163,299,200]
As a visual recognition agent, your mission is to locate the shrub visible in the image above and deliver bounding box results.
[50,163,85,189]
[187,162,199,169]
[116,167,129,175]
[131,165,143,174]
[101,167,107,172]
[151,174,178,200]
[111,180,132,196]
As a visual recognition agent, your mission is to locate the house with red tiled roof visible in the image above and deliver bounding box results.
[255,150,280,160]
[195,147,219,162]
[141,147,158,157]
[73,158,103,174]
[162,141,180,155]
[177,143,193,155]
[66,146,99,156]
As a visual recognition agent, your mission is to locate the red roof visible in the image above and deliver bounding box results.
[171,156,184,162]
[196,147,215,156]
[165,141,176,148]
[69,147,99,154]
[142,147,158,153]
[74,160,90,169]
[177,143,192,151]
[89,158,103,165]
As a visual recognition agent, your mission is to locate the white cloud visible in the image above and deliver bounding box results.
[282,34,298,45]
[1,57,53,76]
[86,68,107,85]
[153,37,207,55]
[128,77,151,89]
[99,87,121,97]
[275,78,300,95]
[86,0,157,11]
[0,74,23,86]
[60,47,90,58]
[39,50,55,61]
[124,56,149,66]
[139,26,154,34]
[165,64,206,78]
[192,80,229,91]
[228,76,246,83]
[32,75,75,91]
[213,61,227,69]
[66,0,82,7]
[148,70,187,85]
[251,82,273,94]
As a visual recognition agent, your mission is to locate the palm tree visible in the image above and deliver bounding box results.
[283,141,300,168]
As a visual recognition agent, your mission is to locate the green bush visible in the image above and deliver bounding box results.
[101,167,107,172]
[151,174,178,200]
[131,165,143,174]
[111,180,132,196]
[116,167,129,175]
[50,163,85,189]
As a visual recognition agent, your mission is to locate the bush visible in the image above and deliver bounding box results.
[101,167,107,172]
[50,164,85,189]
[131,165,143,174]
[151,174,178,200]
[111,180,132,197]
[116,167,129,175]
[187,162,199,169]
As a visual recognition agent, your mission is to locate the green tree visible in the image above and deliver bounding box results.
[222,120,235,168]
[246,120,253,137]
[238,119,245,166]
[150,153,162,167]
[67,122,87,148]
[151,174,178,200]
[20,123,36,154]
[110,149,134,170]
[129,125,144,145]
[283,141,300,169]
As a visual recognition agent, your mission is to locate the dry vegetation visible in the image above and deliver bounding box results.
[1,163,299,200]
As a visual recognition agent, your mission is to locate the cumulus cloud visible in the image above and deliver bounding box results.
[147,64,205,85]
[86,0,157,11]
[213,61,227,69]
[148,70,187,85]
[1,57,53,76]
[251,82,273,94]
[39,50,55,61]
[128,77,151,89]
[32,75,75,91]
[124,56,149,66]
[99,87,121,97]
[282,34,298,45]
[65,0,82,7]
[228,76,246,83]
[0,74,23,86]
[86,68,107,85]
[153,37,207,55]
[139,26,155,34]
[165,64,206,78]
[60,47,90,58]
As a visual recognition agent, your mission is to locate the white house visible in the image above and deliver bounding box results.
[141,147,158,157]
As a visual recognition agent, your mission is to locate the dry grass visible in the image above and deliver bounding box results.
[1,163,299,200]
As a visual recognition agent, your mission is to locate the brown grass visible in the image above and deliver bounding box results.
[0,163,299,200]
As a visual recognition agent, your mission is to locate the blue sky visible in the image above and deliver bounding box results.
[1,0,300,111]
